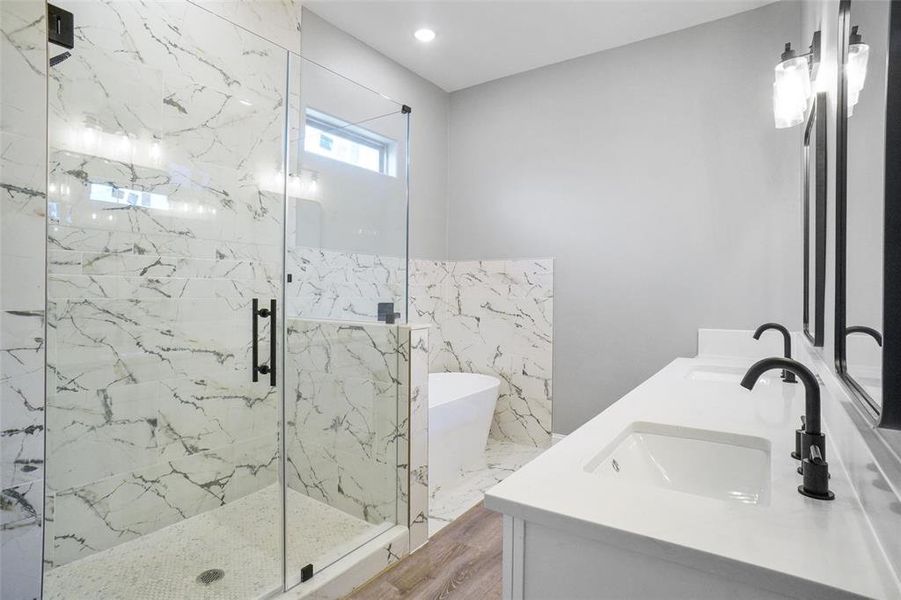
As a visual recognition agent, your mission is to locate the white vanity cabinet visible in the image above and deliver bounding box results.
[486,350,901,600]
[501,515,812,600]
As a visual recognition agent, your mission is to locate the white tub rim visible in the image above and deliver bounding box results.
[428,372,500,408]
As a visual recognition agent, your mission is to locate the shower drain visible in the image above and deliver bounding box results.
[196,569,225,585]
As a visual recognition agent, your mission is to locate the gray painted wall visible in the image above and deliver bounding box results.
[301,9,450,260]
[445,1,803,434]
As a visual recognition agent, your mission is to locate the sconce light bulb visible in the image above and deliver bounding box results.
[773,55,811,128]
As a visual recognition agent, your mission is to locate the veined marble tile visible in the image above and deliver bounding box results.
[1,479,44,598]
[428,439,547,536]
[1,3,46,597]
[2,0,304,591]
[1,131,47,311]
[0,505,44,600]
[1,479,42,530]
[286,246,406,322]
[285,318,404,527]
[0,5,47,323]
[333,447,396,525]
[43,0,290,568]
[286,320,402,384]
[1,310,45,489]
[392,331,411,533]
[285,435,339,507]
[288,322,404,526]
[0,1,47,139]
[410,258,554,447]
[407,326,429,550]
[48,433,277,568]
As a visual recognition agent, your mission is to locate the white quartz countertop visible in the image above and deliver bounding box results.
[484,356,901,600]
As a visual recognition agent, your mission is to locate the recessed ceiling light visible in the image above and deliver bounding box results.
[414,28,436,43]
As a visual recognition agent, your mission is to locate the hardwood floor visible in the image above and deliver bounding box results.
[346,503,503,600]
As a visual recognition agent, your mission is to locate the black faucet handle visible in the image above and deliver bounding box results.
[809,444,824,463]
[791,415,807,460]
[799,444,835,501]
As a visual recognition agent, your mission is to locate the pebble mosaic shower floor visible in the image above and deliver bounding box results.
[43,486,386,600]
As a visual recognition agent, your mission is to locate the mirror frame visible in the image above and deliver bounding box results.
[835,0,901,428]
[803,92,827,347]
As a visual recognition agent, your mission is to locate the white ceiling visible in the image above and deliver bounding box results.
[305,0,776,92]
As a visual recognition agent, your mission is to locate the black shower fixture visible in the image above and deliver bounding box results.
[49,51,71,67]
[48,4,74,67]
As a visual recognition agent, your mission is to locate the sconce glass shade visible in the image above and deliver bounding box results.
[773,56,811,128]
[773,82,804,128]
[847,42,869,116]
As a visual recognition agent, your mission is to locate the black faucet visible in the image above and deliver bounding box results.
[845,325,883,347]
[741,357,834,500]
[752,323,797,383]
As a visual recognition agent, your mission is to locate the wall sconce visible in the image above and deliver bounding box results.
[846,25,869,116]
[773,32,821,129]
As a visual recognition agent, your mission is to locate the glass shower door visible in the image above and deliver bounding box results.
[283,54,410,588]
[43,2,286,598]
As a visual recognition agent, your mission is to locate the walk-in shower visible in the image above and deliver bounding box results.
[36,1,410,597]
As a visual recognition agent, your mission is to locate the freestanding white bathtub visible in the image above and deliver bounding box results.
[428,372,500,490]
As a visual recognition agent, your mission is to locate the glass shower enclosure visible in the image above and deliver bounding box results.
[40,2,409,598]
[283,55,410,589]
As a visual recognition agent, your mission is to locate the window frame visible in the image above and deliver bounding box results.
[304,108,395,176]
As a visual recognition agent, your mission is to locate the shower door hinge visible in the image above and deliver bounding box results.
[300,564,314,582]
[47,4,74,49]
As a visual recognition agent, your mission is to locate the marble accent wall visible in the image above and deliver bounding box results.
[410,259,554,447]
[286,246,405,322]
[284,319,404,525]
[283,320,429,553]
[41,0,293,569]
[1,2,47,598]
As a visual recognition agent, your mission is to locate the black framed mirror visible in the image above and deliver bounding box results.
[836,0,900,428]
[803,92,827,347]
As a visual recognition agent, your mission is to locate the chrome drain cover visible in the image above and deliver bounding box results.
[197,569,225,585]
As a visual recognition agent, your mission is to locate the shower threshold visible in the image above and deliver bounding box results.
[43,485,389,600]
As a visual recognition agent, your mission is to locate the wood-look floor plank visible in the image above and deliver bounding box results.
[346,503,502,600]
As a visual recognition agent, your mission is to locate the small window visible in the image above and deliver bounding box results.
[304,108,395,175]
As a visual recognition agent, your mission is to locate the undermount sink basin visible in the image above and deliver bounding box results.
[685,364,775,385]
[584,422,771,505]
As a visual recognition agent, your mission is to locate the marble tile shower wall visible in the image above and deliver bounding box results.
[286,246,405,322]
[284,320,404,524]
[39,0,299,570]
[405,326,430,550]
[409,259,554,447]
[1,2,48,598]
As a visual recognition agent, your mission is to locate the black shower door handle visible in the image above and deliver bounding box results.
[252,298,276,386]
